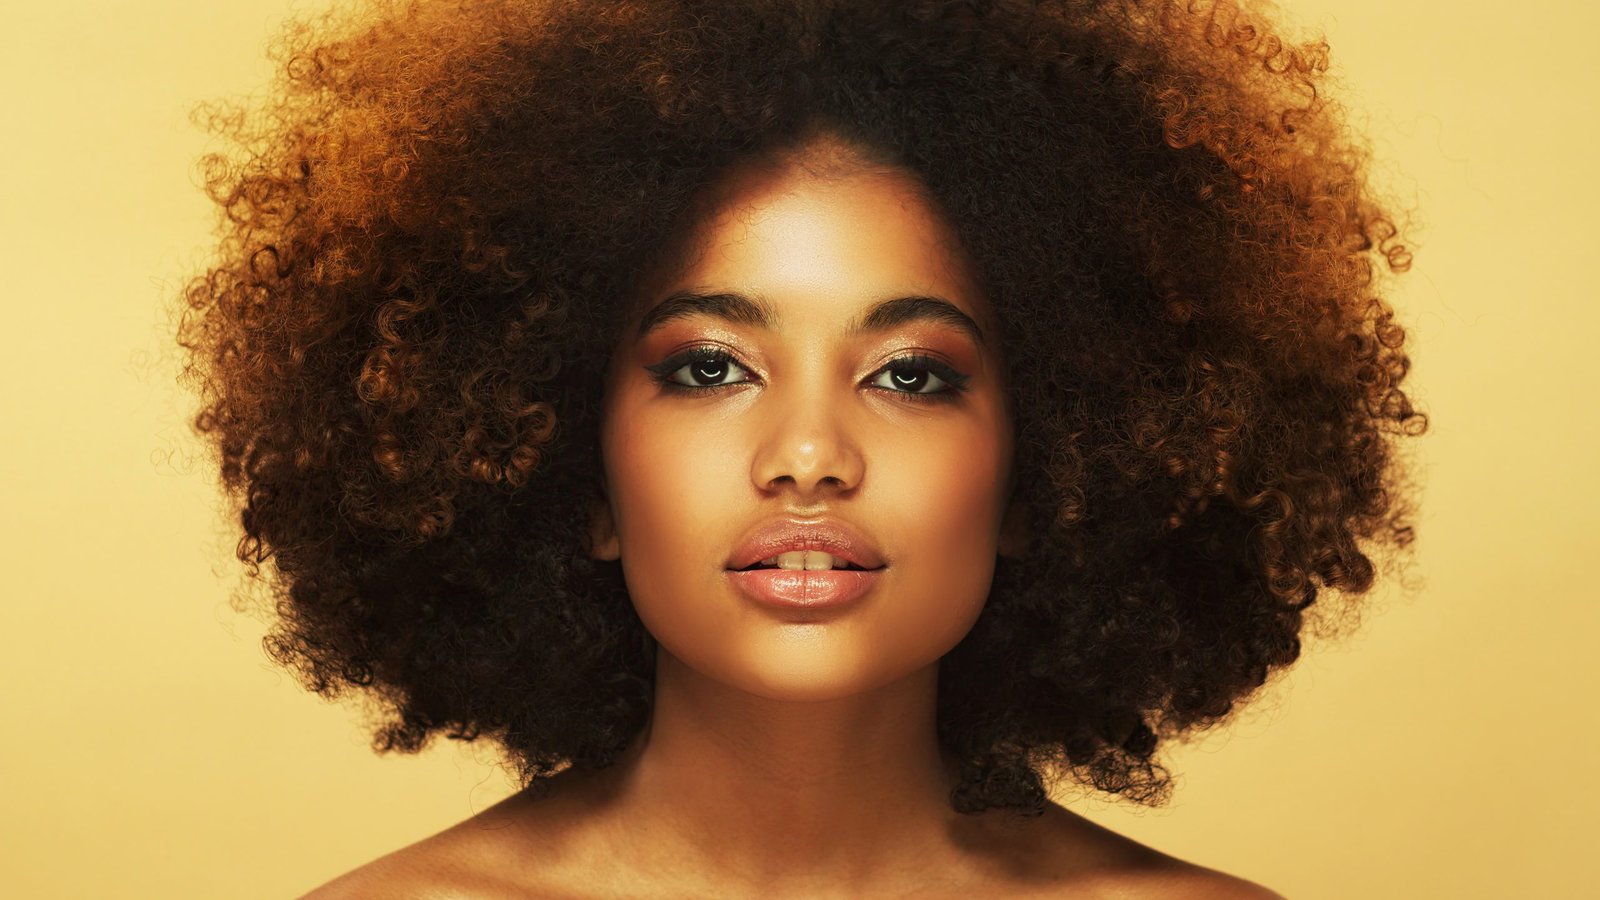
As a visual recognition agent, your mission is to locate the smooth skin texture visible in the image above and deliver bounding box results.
[304,143,1283,899]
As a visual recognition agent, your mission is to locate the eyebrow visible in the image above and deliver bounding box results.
[634,289,986,348]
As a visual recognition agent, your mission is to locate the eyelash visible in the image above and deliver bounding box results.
[645,346,971,406]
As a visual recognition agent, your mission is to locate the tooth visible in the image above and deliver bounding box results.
[774,550,839,571]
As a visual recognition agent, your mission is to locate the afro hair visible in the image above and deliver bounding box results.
[175,0,1427,816]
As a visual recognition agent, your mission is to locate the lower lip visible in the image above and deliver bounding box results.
[724,567,886,609]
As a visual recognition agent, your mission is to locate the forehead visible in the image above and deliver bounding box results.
[631,158,991,336]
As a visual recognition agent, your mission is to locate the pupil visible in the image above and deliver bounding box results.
[694,361,724,383]
[893,370,925,390]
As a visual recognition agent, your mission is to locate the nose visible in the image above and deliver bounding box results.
[752,384,870,499]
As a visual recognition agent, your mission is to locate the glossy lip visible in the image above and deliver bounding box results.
[725,567,885,610]
[725,516,887,571]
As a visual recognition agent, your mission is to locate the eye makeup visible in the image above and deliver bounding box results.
[644,345,971,406]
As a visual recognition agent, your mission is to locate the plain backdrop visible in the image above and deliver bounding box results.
[2,0,1593,897]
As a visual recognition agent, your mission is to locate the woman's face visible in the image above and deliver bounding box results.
[590,150,1024,702]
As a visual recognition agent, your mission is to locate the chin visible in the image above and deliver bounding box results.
[708,644,936,705]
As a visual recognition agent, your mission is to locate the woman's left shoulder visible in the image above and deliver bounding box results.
[1083,866,1287,900]
[1015,802,1286,899]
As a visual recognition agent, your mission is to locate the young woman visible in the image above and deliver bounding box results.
[176,0,1425,895]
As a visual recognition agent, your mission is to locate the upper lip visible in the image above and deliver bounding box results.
[726,516,887,570]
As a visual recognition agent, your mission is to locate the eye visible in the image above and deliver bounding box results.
[643,344,755,390]
[865,354,970,403]
[644,346,970,405]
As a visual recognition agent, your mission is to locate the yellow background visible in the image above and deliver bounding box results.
[2,1,1593,897]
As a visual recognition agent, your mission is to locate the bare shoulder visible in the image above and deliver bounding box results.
[297,786,581,900]
[299,849,450,900]
[1077,866,1287,900]
[997,803,1285,900]
[297,829,511,900]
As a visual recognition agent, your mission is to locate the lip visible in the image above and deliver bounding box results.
[725,516,887,571]
[725,567,885,610]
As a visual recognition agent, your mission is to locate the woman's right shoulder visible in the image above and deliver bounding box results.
[298,832,511,900]
[298,785,594,899]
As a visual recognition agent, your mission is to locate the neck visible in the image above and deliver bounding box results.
[581,649,974,894]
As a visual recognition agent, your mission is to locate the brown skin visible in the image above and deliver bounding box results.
[182,2,1427,867]
[303,148,1285,899]
[579,150,1024,895]
[301,772,1280,898]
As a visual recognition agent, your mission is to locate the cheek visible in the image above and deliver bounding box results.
[875,421,1009,620]
[605,411,732,548]
[890,422,1008,548]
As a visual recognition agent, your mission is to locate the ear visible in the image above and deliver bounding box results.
[997,487,1030,560]
[588,493,620,561]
